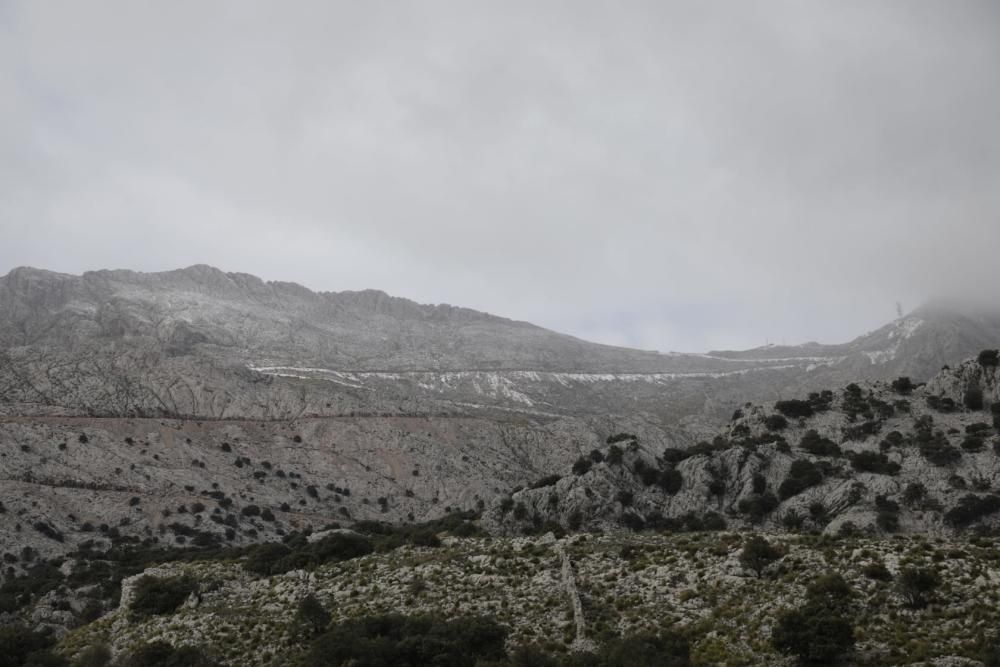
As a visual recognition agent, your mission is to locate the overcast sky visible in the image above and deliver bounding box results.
[1,2,998,352]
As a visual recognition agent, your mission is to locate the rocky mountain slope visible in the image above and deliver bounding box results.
[3,265,997,422]
[0,412,692,568]
[486,354,1000,540]
[7,354,1000,653]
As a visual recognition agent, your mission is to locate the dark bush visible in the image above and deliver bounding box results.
[32,522,64,543]
[76,643,113,667]
[620,512,645,532]
[966,385,985,411]
[927,395,957,412]
[962,435,986,452]
[779,459,823,499]
[880,431,905,451]
[0,624,63,667]
[919,435,962,466]
[740,535,782,577]
[849,451,900,476]
[772,599,854,664]
[296,594,330,637]
[842,420,881,442]
[775,399,814,419]
[657,468,683,495]
[862,561,893,581]
[897,567,940,609]
[244,533,374,576]
[944,494,1000,528]
[799,430,841,457]
[764,414,788,431]
[891,377,914,395]
[600,630,691,666]
[702,512,727,531]
[572,457,592,476]
[903,482,926,506]
[606,445,624,465]
[530,475,561,489]
[661,448,686,464]
[979,350,1000,367]
[121,641,219,667]
[303,613,508,667]
[244,543,293,576]
[129,575,197,620]
[738,492,779,524]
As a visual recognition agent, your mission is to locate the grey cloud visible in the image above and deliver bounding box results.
[1,1,998,351]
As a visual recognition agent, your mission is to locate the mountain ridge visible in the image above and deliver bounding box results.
[3,265,1000,423]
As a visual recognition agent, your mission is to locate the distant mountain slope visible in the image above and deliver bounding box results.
[709,302,1000,381]
[0,264,689,373]
[1,265,998,420]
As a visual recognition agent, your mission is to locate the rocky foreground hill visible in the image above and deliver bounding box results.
[6,354,1000,665]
